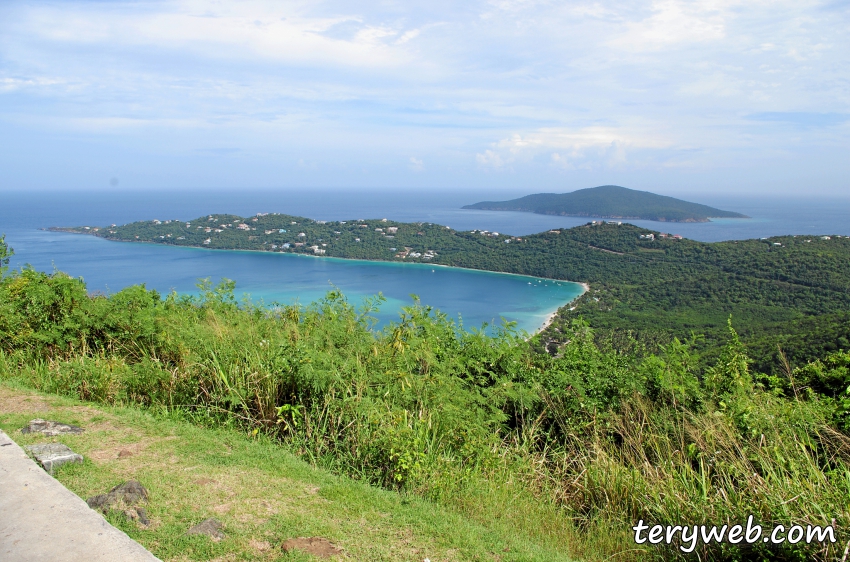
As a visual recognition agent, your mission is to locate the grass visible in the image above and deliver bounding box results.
[3,266,847,561]
[0,382,578,562]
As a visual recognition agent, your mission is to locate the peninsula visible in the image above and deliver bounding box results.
[52,214,849,373]
[462,185,748,222]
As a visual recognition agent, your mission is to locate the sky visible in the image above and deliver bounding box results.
[1,0,848,196]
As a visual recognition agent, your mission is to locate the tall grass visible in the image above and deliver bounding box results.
[1,267,847,560]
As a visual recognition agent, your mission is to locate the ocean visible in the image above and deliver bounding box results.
[3,189,849,333]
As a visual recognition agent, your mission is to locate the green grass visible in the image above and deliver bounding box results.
[1,382,580,562]
[3,257,849,561]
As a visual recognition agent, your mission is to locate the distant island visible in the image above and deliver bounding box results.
[462,185,749,222]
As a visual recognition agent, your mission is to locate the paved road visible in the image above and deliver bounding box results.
[0,429,161,562]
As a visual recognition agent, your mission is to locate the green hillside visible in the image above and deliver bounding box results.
[2,234,848,560]
[51,215,850,374]
[462,185,748,222]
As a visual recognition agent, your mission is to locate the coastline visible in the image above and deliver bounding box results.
[54,228,589,286]
[49,230,588,334]
[534,282,589,335]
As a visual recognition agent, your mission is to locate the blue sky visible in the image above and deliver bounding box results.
[1,0,848,195]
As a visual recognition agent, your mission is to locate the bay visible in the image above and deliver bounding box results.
[3,189,848,333]
[2,190,588,333]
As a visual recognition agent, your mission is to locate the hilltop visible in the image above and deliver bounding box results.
[462,185,748,222]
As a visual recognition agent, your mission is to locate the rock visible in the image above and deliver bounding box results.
[87,480,149,511]
[186,518,225,541]
[24,443,83,475]
[122,507,151,527]
[21,419,84,436]
[122,507,148,523]
[281,537,343,558]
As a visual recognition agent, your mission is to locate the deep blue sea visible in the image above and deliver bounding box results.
[3,189,849,333]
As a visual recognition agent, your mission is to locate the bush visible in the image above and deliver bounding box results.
[1,271,846,560]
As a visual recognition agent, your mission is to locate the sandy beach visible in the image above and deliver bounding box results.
[534,282,589,334]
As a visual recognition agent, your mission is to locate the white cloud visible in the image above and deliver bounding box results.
[476,149,505,169]
[0,0,847,191]
[608,0,730,51]
[20,1,421,70]
[0,77,65,93]
[478,126,673,170]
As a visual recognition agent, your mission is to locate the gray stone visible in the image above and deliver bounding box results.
[24,443,83,475]
[1,429,161,561]
[21,419,85,436]
[87,480,149,511]
[122,507,151,527]
[185,518,225,540]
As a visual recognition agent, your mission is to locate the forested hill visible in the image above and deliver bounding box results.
[53,214,849,372]
[462,185,748,222]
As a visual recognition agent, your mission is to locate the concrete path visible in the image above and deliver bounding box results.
[0,429,161,562]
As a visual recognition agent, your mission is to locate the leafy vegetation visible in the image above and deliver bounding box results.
[461,185,748,222]
[53,217,850,374]
[0,234,12,276]
[1,234,848,561]
[1,386,575,561]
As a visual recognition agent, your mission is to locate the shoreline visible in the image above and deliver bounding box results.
[48,230,589,333]
[53,229,588,285]
[534,282,589,335]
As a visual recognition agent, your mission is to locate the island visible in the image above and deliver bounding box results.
[52,214,849,374]
[462,185,749,222]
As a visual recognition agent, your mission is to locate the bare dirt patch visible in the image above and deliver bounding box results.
[0,387,53,414]
[249,539,271,552]
[88,439,153,463]
[281,536,343,558]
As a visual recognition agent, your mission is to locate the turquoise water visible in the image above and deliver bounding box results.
[3,221,583,334]
[4,188,848,333]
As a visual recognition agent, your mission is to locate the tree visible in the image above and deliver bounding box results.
[0,235,12,277]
